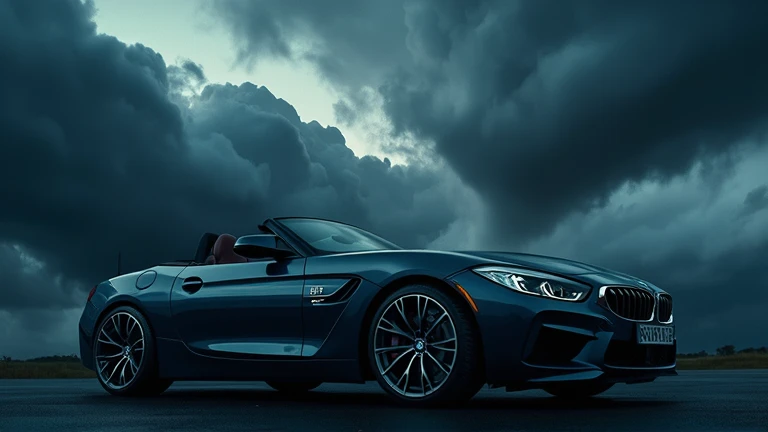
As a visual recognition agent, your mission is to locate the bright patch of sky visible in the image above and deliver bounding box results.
[91,0,390,161]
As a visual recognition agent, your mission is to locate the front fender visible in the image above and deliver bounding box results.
[304,250,507,286]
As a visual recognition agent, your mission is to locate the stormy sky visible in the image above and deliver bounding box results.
[1,0,766,358]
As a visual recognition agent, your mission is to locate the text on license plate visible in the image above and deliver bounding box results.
[637,324,675,345]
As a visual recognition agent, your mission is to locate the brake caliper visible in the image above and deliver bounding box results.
[391,336,399,360]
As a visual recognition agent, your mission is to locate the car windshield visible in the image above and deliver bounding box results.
[278,218,401,254]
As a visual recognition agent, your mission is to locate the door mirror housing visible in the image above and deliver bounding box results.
[234,234,295,260]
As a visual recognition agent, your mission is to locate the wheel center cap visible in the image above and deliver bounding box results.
[414,339,426,353]
[123,346,130,356]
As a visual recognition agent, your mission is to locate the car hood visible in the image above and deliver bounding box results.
[455,251,607,274]
[453,250,661,291]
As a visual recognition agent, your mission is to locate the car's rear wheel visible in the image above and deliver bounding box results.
[93,306,172,396]
[368,284,484,407]
[266,381,322,393]
[543,382,614,398]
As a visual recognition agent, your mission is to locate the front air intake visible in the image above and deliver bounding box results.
[602,286,654,321]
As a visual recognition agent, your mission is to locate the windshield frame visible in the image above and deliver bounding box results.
[271,217,402,256]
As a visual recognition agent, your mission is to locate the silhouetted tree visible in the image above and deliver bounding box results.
[716,345,736,356]
[28,354,80,363]
[677,350,709,358]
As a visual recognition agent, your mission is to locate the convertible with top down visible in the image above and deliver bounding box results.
[79,217,676,406]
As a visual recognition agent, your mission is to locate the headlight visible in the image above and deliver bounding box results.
[472,266,591,302]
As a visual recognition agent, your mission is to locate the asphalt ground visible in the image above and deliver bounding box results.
[1,370,767,432]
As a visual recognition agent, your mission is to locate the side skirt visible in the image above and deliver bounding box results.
[155,338,365,383]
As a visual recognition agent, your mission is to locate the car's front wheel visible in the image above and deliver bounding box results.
[543,382,614,398]
[368,284,484,407]
[93,306,172,396]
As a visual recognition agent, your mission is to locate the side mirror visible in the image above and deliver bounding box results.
[234,234,295,260]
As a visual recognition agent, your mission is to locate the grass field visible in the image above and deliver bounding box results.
[1,353,767,379]
[0,361,96,379]
[675,353,768,370]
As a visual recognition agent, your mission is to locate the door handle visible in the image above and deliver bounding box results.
[181,277,204,294]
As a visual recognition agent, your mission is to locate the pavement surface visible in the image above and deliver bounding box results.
[1,370,767,432]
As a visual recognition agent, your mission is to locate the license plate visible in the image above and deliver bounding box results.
[637,324,675,345]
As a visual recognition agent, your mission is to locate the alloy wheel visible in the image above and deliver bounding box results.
[95,312,145,390]
[373,294,458,398]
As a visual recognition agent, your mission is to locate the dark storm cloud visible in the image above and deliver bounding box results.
[181,60,206,82]
[0,0,464,356]
[185,81,463,248]
[218,0,768,241]
[383,0,768,242]
[212,0,411,90]
[168,59,208,95]
[742,185,768,217]
[2,0,193,286]
[0,244,82,311]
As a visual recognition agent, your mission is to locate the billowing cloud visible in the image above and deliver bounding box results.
[212,0,412,90]
[742,184,768,218]
[219,0,768,237]
[382,0,768,243]
[0,0,470,357]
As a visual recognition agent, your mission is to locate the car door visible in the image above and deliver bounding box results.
[170,257,306,358]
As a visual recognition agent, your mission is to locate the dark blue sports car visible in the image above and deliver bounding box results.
[79,217,676,406]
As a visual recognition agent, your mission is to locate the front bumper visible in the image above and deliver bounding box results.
[449,270,677,389]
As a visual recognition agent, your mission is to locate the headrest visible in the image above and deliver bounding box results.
[212,234,247,264]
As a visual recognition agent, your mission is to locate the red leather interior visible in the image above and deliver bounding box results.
[209,234,247,264]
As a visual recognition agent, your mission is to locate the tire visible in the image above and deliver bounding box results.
[266,381,322,393]
[93,305,173,396]
[543,382,614,398]
[368,284,484,407]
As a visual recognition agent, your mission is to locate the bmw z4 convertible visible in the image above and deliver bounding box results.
[79,217,676,406]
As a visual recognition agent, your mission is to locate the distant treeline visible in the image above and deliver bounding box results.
[678,345,768,358]
[1,354,81,363]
